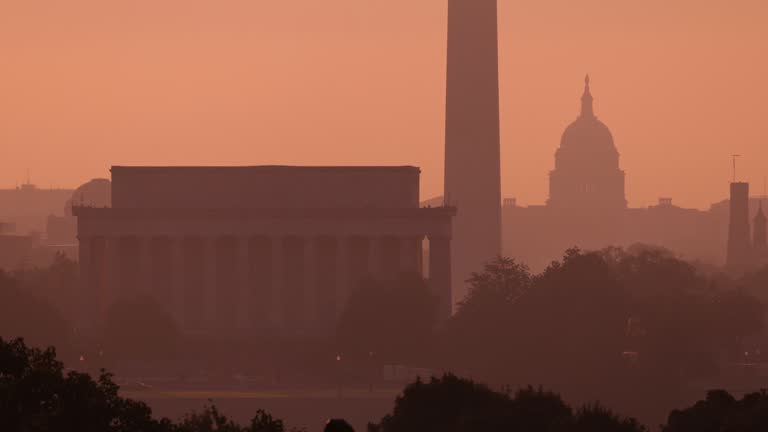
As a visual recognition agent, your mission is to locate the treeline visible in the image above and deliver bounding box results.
[2,337,767,431]
[338,245,767,423]
[0,337,302,432]
[369,373,768,432]
[2,246,767,425]
[0,254,331,378]
[0,253,77,354]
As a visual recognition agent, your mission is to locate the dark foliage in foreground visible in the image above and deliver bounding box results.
[5,336,768,432]
[663,389,768,432]
[368,374,647,432]
[0,337,170,431]
[0,337,301,432]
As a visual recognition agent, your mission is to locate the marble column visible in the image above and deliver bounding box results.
[105,236,120,313]
[270,236,284,331]
[429,235,453,321]
[247,236,271,330]
[205,237,217,330]
[367,236,381,279]
[139,236,152,294]
[399,236,423,275]
[335,236,348,321]
[237,237,250,330]
[171,237,185,329]
[303,236,316,331]
[78,235,94,326]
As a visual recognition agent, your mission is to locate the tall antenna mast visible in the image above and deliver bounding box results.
[731,154,741,183]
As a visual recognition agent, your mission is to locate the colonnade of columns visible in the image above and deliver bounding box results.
[79,234,452,335]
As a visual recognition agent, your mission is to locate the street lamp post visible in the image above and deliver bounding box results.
[335,354,343,399]
[368,351,375,393]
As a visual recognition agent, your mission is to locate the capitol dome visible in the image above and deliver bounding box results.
[548,76,627,210]
[555,76,619,170]
[561,116,615,150]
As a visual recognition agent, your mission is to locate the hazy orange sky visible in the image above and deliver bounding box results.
[1,0,766,209]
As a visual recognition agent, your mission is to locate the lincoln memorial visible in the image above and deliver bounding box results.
[73,166,455,336]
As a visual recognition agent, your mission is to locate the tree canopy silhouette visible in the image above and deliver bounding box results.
[337,273,438,365]
[0,270,71,350]
[0,337,302,432]
[441,247,765,422]
[663,389,768,432]
[368,374,646,432]
[0,337,170,431]
[102,295,181,364]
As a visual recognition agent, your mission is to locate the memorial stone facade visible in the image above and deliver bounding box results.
[74,166,455,336]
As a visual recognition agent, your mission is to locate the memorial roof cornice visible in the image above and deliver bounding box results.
[72,206,456,219]
[110,165,421,173]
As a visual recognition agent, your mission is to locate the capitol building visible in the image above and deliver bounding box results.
[501,77,754,271]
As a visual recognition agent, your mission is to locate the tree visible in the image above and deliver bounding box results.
[739,264,768,306]
[249,409,291,432]
[522,249,629,397]
[102,295,180,364]
[176,404,305,432]
[175,405,244,432]
[440,256,532,381]
[368,374,518,432]
[0,270,71,350]
[599,246,764,418]
[573,404,648,432]
[0,337,171,432]
[368,374,645,432]
[0,337,299,432]
[443,250,630,401]
[325,419,355,432]
[442,248,765,422]
[337,273,438,365]
[663,389,768,432]
[451,256,532,333]
[12,252,80,321]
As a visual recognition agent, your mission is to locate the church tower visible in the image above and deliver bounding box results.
[444,0,502,306]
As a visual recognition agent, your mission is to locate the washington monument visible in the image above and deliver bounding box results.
[444,0,502,305]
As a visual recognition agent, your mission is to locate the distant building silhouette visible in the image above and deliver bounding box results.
[548,76,627,210]
[753,202,767,252]
[0,233,35,269]
[0,181,94,268]
[74,166,455,335]
[478,77,762,272]
[424,75,768,273]
[47,178,111,247]
[428,77,722,270]
[726,182,751,271]
[720,184,768,271]
[444,0,502,307]
[0,182,72,235]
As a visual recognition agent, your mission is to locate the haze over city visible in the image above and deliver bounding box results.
[3,1,768,431]
[2,0,767,208]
